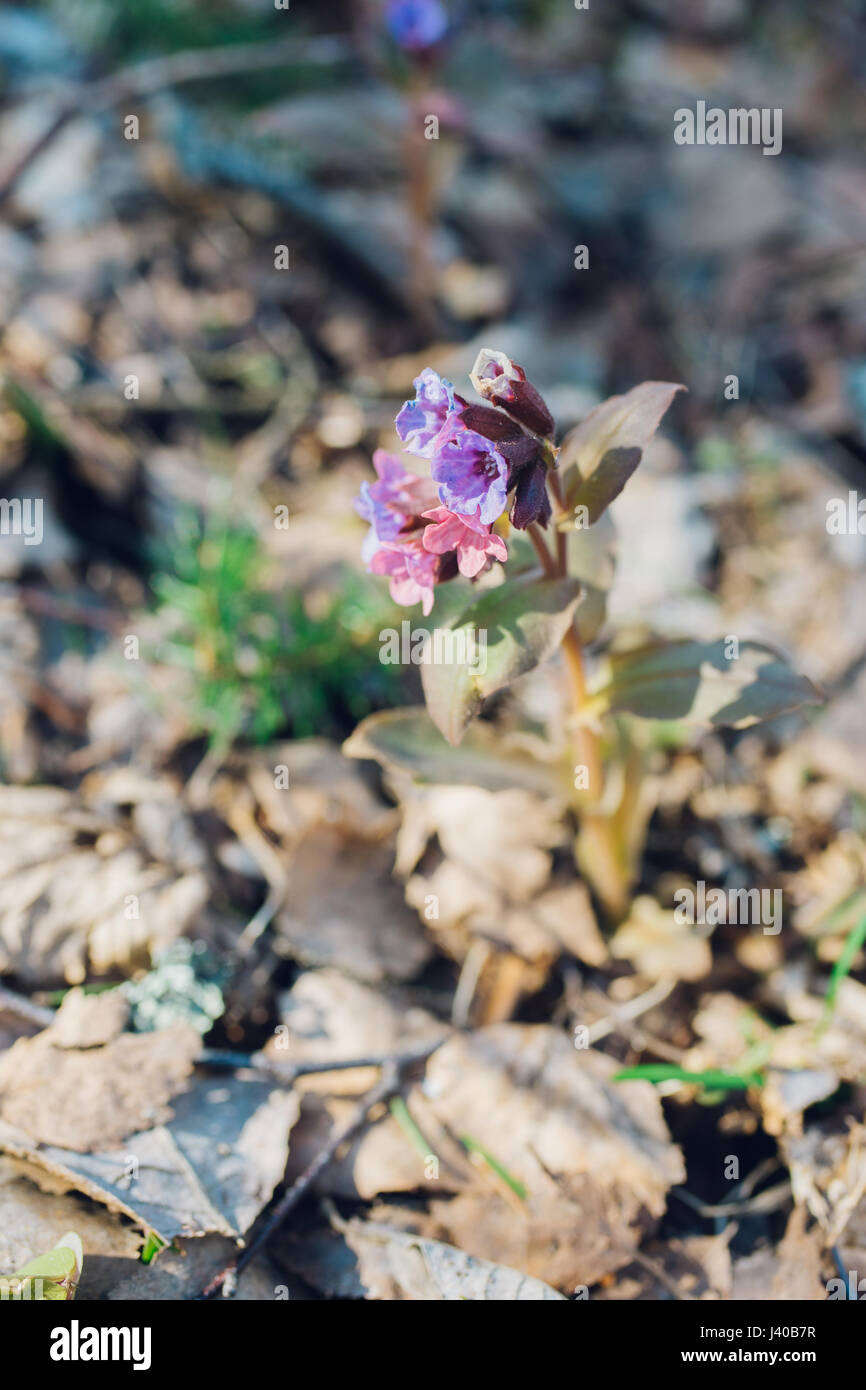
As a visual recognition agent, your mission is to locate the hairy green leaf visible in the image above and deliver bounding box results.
[344,707,570,797]
[591,639,822,726]
[420,575,581,745]
[568,446,642,526]
[560,381,685,511]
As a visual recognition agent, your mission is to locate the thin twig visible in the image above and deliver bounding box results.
[198,1041,443,1298]
[0,985,54,1029]
[670,1180,792,1220]
[197,1040,445,1083]
[586,976,676,1045]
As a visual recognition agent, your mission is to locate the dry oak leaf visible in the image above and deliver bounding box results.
[0,989,200,1152]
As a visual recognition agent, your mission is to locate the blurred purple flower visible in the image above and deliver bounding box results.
[385,0,449,52]
[395,368,463,458]
[430,414,508,525]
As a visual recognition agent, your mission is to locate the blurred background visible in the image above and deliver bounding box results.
[0,0,863,770]
[0,0,864,1301]
[0,0,863,782]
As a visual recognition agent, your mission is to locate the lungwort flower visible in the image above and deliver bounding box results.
[355,351,556,612]
[428,412,509,525]
[421,506,507,579]
[369,534,441,615]
[396,368,463,458]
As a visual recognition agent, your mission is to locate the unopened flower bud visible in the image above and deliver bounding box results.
[470,349,555,438]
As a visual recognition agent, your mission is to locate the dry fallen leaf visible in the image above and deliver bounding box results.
[0,1156,141,1279]
[267,967,448,1094]
[285,1020,684,1291]
[729,1207,827,1301]
[0,990,200,1152]
[0,1073,300,1245]
[342,1219,566,1301]
[0,784,211,986]
[275,826,431,983]
[782,1122,866,1247]
[414,1026,685,1289]
[395,784,604,983]
[611,895,712,982]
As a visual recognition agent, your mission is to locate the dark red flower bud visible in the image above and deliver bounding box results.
[470,349,555,439]
[459,403,523,442]
[510,459,552,530]
[498,435,543,488]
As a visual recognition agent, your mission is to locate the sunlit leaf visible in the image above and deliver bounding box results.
[420,575,581,745]
[590,638,822,727]
[560,381,685,512]
[567,446,642,526]
[1,1231,83,1301]
[344,707,570,797]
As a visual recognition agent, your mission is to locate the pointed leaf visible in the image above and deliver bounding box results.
[344,707,570,798]
[568,446,642,525]
[591,639,822,726]
[344,1220,566,1300]
[561,382,685,510]
[2,1231,83,1301]
[420,575,581,745]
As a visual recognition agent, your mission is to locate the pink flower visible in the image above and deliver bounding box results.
[370,534,439,614]
[354,450,438,564]
[421,505,507,579]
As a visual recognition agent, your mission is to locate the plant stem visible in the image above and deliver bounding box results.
[526,521,557,577]
[547,469,568,572]
[543,473,630,917]
[561,625,604,800]
[404,71,437,334]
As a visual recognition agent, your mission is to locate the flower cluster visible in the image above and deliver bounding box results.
[355,351,555,613]
[384,0,449,53]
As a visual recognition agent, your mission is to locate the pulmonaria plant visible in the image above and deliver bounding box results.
[355,353,555,613]
[350,353,822,917]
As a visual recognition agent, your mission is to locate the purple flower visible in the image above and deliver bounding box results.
[395,368,463,458]
[385,0,449,52]
[430,414,508,525]
[354,449,438,562]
